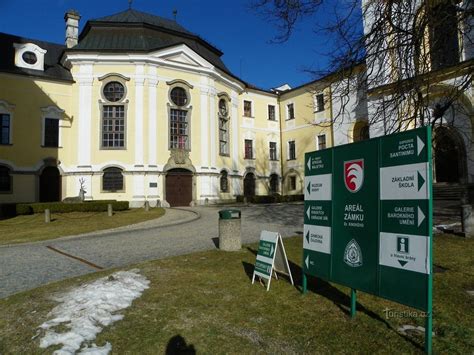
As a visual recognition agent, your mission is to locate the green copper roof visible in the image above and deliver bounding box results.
[72,9,232,75]
[93,9,194,37]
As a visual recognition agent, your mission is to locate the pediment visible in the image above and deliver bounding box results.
[163,52,201,66]
[150,44,214,70]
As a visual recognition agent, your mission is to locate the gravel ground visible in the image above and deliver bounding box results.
[0,204,304,299]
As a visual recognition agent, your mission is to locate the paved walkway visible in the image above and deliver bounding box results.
[0,204,304,299]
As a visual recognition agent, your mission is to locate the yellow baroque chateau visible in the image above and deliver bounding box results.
[0,9,474,207]
[1,9,366,207]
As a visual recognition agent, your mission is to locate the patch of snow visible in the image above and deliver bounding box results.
[398,324,435,337]
[38,269,149,354]
[433,222,461,234]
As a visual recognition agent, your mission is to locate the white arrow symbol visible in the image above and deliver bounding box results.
[305,255,309,269]
[307,157,312,170]
[417,136,425,156]
[418,206,425,227]
[306,206,311,219]
[270,245,274,256]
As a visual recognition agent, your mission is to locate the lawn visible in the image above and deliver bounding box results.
[0,234,472,353]
[0,208,166,245]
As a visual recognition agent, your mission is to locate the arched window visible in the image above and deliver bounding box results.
[102,167,124,192]
[220,170,229,193]
[218,98,229,156]
[169,85,191,150]
[353,121,370,142]
[101,79,127,149]
[269,174,279,194]
[0,165,12,192]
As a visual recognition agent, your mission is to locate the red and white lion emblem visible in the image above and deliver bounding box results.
[344,159,364,193]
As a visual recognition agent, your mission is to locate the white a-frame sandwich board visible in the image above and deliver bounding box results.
[252,231,294,291]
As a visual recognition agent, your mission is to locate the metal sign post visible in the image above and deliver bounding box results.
[303,127,433,353]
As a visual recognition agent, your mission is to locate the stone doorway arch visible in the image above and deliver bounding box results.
[165,168,193,207]
[243,172,256,197]
[39,166,61,202]
[433,126,467,183]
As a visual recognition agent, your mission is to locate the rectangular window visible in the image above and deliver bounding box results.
[269,142,277,161]
[287,103,295,120]
[0,166,11,192]
[268,105,276,121]
[0,114,10,145]
[318,134,327,150]
[289,176,297,191]
[429,3,460,70]
[169,109,189,150]
[102,105,125,148]
[288,140,296,160]
[244,100,252,117]
[219,117,229,155]
[315,93,325,112]
[244,139,253,159]
[44,118,59,147]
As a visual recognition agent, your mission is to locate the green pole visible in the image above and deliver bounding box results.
[350,289,357,318]
[425,310,432,354]
[425,125,433,355]
[302,272,307,294]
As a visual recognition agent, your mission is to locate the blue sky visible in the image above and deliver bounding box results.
[0,0,334,89]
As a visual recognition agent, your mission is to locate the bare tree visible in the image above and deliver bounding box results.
[251,0,473,136]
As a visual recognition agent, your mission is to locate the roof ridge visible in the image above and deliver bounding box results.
[0,31,66,49]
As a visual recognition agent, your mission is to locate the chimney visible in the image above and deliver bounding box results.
[65,10,81,48]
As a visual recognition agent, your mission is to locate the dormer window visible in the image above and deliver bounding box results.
[22,52,37,65]
[13,43,47,71]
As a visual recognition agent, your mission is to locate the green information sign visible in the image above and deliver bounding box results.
[303,127,433,353]
[252,231,294,291]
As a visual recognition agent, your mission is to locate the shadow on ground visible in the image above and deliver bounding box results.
[242,246,423,351]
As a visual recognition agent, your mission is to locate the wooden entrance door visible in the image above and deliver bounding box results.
[244,173,256,197]
[39,167,61,202]
[166,169,193,207]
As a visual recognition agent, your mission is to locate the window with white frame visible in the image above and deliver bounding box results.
[317,134,327,150]
[243,100,252,117]
[269,142,278,161]
[0,114,11,145]
[287,103,295,120]
[289,176,297,191]
[220,170,229,192]
[101,80,127,149]
[44,118,59,147]
[0,165,12,193]
[270,174,279,194]
[169,85,191,150]
[268,105,276,121]
[13,42,47,71]
[0,101,14,145]
[219,98,229,156]
[288,140,296,160]
[41,106,64,148]
[102,167,124,192]
[244,139,253,159]
[315,93,325,112]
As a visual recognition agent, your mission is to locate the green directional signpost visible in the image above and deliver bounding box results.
[303,149,333,282]
[303,126,433,354]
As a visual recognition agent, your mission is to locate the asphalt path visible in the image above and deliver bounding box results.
[0,204,304,299]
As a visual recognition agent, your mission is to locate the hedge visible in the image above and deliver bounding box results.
[16,201,129,215]
[236,194,304,204]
